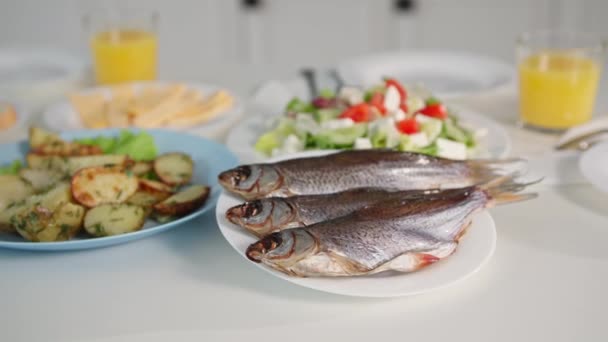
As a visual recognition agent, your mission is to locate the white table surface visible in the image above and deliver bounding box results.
[1,65,608,342]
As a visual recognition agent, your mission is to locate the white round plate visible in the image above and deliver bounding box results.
[226,104,511,164]
[215,150,497,297]
[337,50,514,98]
[41,81,243,139]
[579,141,608,193]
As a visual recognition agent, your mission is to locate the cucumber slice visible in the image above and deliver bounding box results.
[315,109,341,123]
[420,117,443,142]
[313,123,367,146]
[254,132,282,155]
[444,117,469,143]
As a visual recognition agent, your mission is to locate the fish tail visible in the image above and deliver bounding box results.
[480,174,542,206]
[467,158,528,185]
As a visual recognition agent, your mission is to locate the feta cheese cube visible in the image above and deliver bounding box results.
[338,87,364,105]
[321,118,355,130]
[408,132,430,148]
[392,108,407,121]
[383,85,401,112]
[354,137,373,149]
[436,138,467,160]
[281,134,305,154]
[406,96,425,114]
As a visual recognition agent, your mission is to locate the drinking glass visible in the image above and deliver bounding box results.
[83,10,159,85]
[517,30,606,131]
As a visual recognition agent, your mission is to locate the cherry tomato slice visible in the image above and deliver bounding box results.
[385,78,408,102]
[339,103,370,122]
[419,103,447,119]
[396,118,420,134]
[369,92,387,115]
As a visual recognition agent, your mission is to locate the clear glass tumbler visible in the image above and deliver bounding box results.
[517,30,606,131]
[83,10,159,85]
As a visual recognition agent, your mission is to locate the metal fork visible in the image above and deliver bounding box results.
[555,129,608,151]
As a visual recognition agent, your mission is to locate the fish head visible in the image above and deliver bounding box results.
[225,198,296,237]
[246,230,317,269]
[218,165,282,199]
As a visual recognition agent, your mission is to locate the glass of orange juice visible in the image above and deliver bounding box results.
[517,30,606,131]
[83,10,158,85]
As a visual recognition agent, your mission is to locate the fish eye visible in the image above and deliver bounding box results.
[244,201,262,217]
[233,166,251,185]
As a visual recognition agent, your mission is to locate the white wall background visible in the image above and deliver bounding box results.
[0,0,606,78]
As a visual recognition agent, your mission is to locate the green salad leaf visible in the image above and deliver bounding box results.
[255,132,283,155]
[285,97,316,113]
[311,123,367,147]
[254,118,297,155]
[75,130,157,161]
[314,108,341,123]
[442,116,476,147]
[319,88,335,99]
[0,160,22,175]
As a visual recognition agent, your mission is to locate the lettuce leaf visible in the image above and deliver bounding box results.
[0,160,22,175]
[75,131,157,161]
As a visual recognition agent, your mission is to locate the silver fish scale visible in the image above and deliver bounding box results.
[274,151,471,195]
[291,188,435,225]
[304,190,488,270]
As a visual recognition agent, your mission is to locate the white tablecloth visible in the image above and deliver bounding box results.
[1,65,607,342]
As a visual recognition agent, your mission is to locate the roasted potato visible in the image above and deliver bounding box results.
[0,175,34,233]
[151,213,176,224]
[31,142,103,156]
[12,202,85,242]
[0,175,34,209]
[71,166,138,207]
[153,153,193,186]
[127,190,171,208]
[19,168,64,192]
[153,185,210,216]
[84,204,146,237]
[26,154,69,173]
[1,182,72,234]
[129,161,153,176]
[138,178,174,194]
[67,155,128,174]
[27,154,128,174]
[29,127,62,148]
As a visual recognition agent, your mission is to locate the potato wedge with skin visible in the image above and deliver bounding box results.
[139,178,174,194]
[127,191,171,208]
[153,185,210,216]
[67,155,128,174]
[129,161,153,176]
[72,166,138,208]
[0,175,34,212]
[153,153,194,186]
[19,168,64,192]
[26,154,69,173]
[151,213,176,224]
[29,127,62,148]
[84,204,146,237]
[31,142,103,156]
[1,183,72,234]
[26,154,128,174]
[13,202,85,242]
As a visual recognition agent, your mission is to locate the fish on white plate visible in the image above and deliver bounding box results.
[218,150,526,200]
[226,187,441,237]
[245,176,539,277]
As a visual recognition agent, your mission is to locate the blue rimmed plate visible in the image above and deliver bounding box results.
[0,129,238,251]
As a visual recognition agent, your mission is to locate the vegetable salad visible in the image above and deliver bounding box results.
[255,78,478,160]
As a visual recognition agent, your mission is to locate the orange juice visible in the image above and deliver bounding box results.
[91,29,157,84]
[519,52,600,130]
